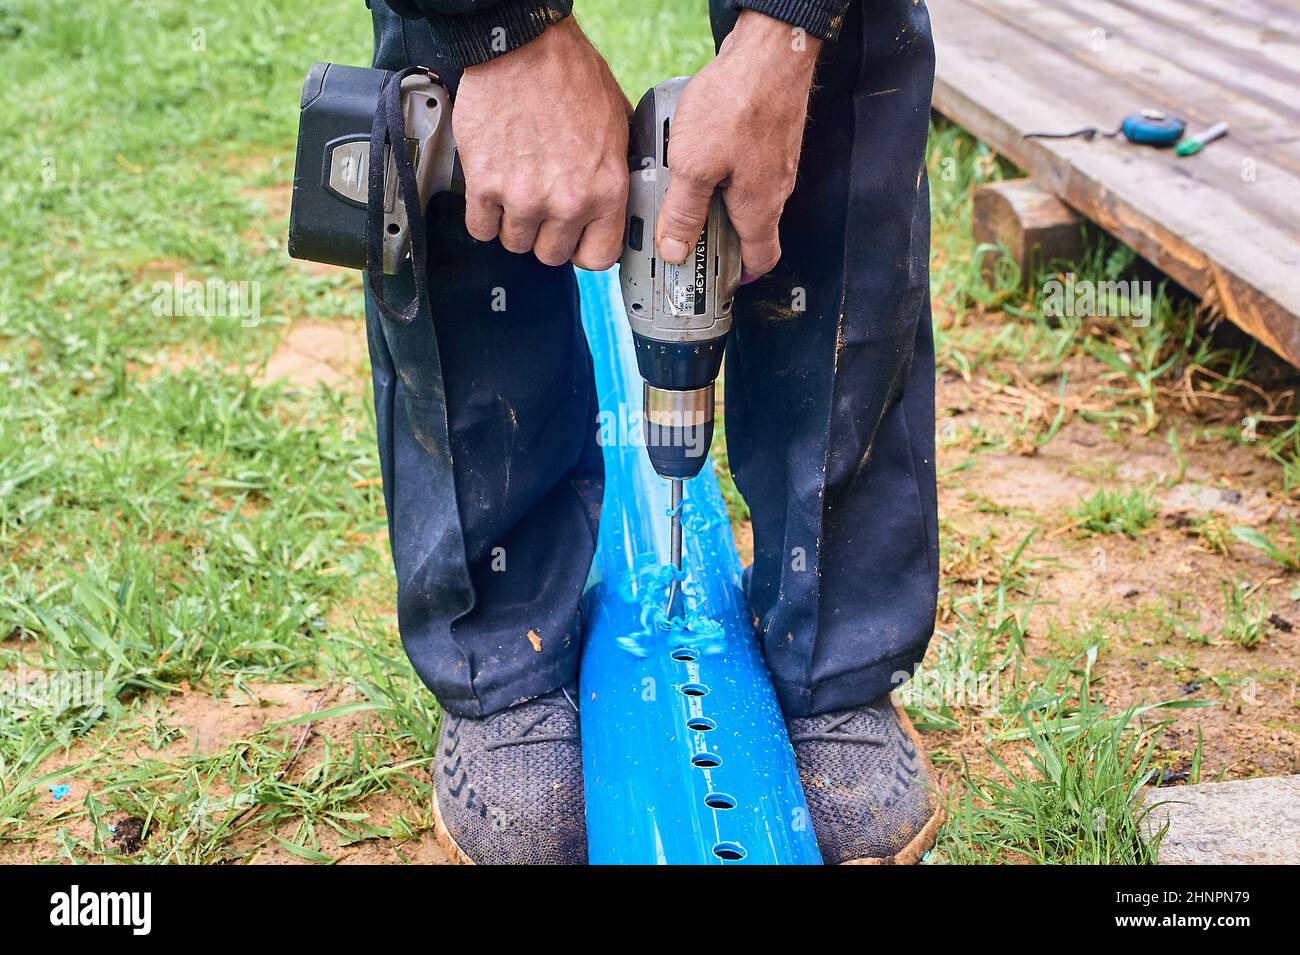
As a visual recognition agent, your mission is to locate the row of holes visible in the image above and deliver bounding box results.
[673,644,748,862]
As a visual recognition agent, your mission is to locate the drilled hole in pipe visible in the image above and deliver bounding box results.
[704,792,737,810]
[671,646,699,662]
[713,841,747,861]
[680,682,709,697]
[691,752,721,769]
[686,716,716,732]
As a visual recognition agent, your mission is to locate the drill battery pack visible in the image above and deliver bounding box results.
[287,62,457,274]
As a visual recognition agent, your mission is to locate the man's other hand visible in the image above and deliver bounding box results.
[656,11,821,282]
[454,18,630,270]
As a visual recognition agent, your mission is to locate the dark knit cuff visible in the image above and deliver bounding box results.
[396,0,574,70]
[730,0,850,42]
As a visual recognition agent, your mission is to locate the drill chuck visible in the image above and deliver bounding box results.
[634,333,724,479]
[643,382,714,480]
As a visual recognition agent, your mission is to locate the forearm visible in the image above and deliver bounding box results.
[730,0,852,42]
[383,0,572,69]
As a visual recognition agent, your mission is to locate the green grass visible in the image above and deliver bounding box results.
[1218,581,1269,650]
[1231,520,1300,572]
[0,0,424,862]
[581,1,717,95]
[936,696,1169,865]
[1071,487,1159,538]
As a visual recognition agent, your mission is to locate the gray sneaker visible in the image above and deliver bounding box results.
[787,694,942,865]
[432,688,586,865]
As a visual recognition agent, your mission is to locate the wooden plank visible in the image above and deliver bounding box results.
[928,0,1300,363]
[973,179,1086,281]
[968,0,1300,176]
[1182,0,1300,37]
[936,0,1300,214]
[933,0,1300,265]
[1107,0,1300,80]
[1189,0,1300,25]
[1049,0,1300,127]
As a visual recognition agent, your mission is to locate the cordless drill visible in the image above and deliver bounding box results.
[619,78,743,617]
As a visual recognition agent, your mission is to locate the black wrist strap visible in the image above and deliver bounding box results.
[366,66,437,326]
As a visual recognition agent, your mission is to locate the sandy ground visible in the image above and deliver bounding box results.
[930,343,1300,786]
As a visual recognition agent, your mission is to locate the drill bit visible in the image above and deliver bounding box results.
[665,478,684,620]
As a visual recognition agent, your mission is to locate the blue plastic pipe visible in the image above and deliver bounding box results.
[576,268,822,866]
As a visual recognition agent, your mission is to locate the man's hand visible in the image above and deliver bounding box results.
[657,11,821,281]
[454,18,630,270]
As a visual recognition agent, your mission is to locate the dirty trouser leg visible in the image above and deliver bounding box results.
[365,4,603,718]
[710,0,939,717]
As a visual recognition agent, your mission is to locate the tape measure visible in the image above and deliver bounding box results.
[1024,109,1186,148]
[1118,112,1185,146]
